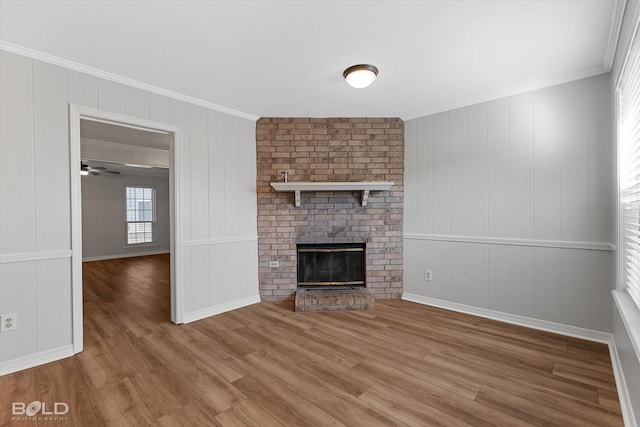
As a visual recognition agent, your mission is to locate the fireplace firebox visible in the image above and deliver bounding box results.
[296,243,365,287]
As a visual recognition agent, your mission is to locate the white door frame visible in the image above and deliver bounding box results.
[69,104,183,354]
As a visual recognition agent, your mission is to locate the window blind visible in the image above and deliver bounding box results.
[619,26,640,309]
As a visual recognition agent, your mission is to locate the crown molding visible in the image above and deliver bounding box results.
[0,41,260,122]
[604,0,627,70]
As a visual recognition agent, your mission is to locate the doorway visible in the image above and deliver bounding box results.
[69,105,183,354]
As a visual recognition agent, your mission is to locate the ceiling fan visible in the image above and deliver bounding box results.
[81,162,120,176]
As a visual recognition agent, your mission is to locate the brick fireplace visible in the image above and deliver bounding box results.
[256,117,404,302]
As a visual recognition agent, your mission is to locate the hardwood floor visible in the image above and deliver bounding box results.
[0,254,623,426]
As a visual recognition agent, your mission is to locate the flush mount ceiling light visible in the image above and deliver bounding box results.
[343,64,378,88]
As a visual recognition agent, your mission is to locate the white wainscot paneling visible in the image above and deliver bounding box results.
[588,250,613,332]
[224,117,241,237]
[432,240,450,300]
[403,74,614,333]
[415,116,433,235]
[241,240,259,297]
[448,108,468,236]
[182,246,193,314]
[0,51,35,255]
[487,98,510,238]
[239,120,258,236]
[559,79,589,242]
[488,244,510,313]
[431,113,449,235]
[33,60,70,252]
[449,242,468,304]
[560,249,589,328]
[125,86,150,119]
[468,243,489,309]
[403,119,418,234]
[150,93,171,124]
[170,100,191,242]
[509,93,534,239]
[403,238,418,295]
[98,79,125,114]
[210,244,227,306]
[67,70,98,108]
[534,85,561,240]
[467,103,488,237]
[225,241,244,301]
[509,245,535,317]
[36,258,72,352]
[189,105,210,240]
[209,111,226,238]
[0,261,37,362]
[191,245,211,311]
[534,247,562,324]
[416,239,433,297]
[587,74,614,244]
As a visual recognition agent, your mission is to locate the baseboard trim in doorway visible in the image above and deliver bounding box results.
[0,345,74,376]
[183,294,261,324]
[82,250,170,262]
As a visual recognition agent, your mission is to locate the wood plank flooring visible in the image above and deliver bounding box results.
[0,254,624,426]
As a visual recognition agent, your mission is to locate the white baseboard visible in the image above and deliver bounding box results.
[82,250,169,262]
[182,294,261,324]
[0,345,74,376]
[609,335,638,427]
[402,293,611,343]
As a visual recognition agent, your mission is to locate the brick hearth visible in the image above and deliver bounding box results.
[256,118,404,301]
[295,287,375,312]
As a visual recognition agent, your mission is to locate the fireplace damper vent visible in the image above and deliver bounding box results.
[297,243,365,287]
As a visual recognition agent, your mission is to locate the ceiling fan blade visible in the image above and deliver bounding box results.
[90,166,107,170]
[105,170,121,174]
[89,171,101,175]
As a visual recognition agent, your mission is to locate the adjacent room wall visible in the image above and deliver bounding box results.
[0,50,259,373]
[81,172,170,261]
[403,73,614,333]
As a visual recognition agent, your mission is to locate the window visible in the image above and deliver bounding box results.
[125,186,156,245]
[618,23,640,309]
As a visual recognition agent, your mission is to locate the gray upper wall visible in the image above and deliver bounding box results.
[404,73,614,333]
[81,173,170,260]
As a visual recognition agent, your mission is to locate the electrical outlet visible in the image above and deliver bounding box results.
[269,261,280,268]
[424,270,433,281]
[1,313,17,332]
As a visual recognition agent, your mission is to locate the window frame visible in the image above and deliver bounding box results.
[124,184,158,247]
[615,10,640,361]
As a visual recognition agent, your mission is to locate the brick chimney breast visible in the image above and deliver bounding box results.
[256,118,404,301]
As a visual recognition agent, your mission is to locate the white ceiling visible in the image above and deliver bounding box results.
[82,160,169,178]
[81,119,171,151]
[0,1,624,120]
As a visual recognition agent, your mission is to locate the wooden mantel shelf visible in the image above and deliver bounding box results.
[270,181,394,207]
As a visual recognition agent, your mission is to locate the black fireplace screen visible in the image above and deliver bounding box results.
[297,243,365,286]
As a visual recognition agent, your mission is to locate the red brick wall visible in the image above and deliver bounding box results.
[256,118,404,300]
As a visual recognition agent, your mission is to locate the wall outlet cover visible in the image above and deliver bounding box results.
[1,313,17,332]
